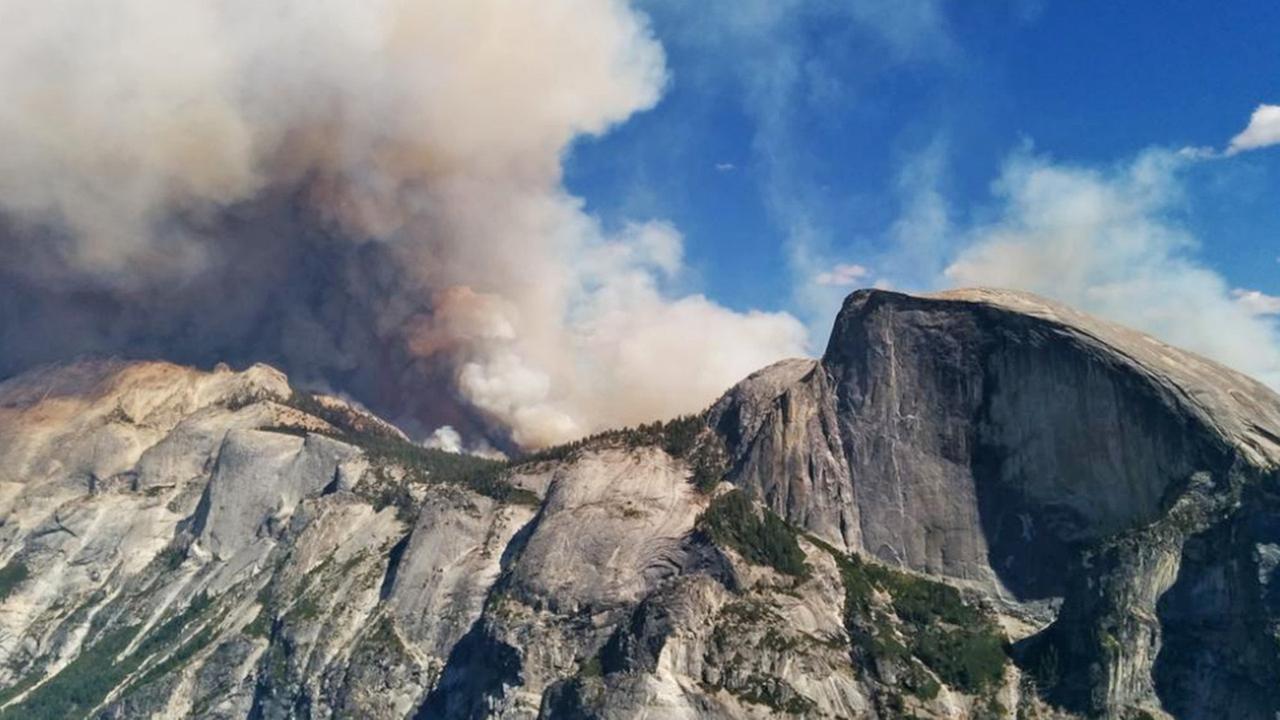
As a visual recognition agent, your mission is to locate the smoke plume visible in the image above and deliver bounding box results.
[0,0,807,448]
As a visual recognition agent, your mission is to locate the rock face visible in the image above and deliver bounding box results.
[0,288,1277,719]
[713,289,1280,718]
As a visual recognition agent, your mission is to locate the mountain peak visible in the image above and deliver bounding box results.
[831,286,1280,470]
[1,296,1279,718]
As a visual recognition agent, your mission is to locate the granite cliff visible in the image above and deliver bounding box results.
[0,288,1276,719]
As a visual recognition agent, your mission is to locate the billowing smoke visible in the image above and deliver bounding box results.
[0,0,807,448]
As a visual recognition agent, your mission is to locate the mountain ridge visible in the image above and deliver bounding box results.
[0,288,1277,718]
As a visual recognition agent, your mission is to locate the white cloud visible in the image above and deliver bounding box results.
[1233,288,1280,317]
[1227,104,1280,155]
[814,263,870,286]
[715,162,736,172]
[942,148,1280,388]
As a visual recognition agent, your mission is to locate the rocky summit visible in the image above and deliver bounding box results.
[0,288,1277,720]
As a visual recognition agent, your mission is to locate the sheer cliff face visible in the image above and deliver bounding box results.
[0,289,1278,719]
[715,288,1280,718]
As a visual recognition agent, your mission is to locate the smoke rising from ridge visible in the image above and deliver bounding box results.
[0,0,808,447]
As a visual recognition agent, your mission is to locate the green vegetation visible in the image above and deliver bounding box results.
[512,412,728,493]
[912,622,1006,692]
[726,674,816,715]
[688,455,727,494]
[244,605,273,639]
[0,594,214,719]
[279,391,537,507]
[712,604,801,653]
[814,539,1007,695]
[258,635,293,694]
[221,391,267,412]
[288,595,322,621]
[700,599,822,714]
[709,600,778,651]
[0,660,44,709]
[578,655,603,678]
[0,624,138,719]
[252,557,331,632]
[516,413,701,464]
[130,624,216,690]
[155,546,186,571]
[362,616,408,657]
[717,598,776,625]
[257,424,310,438]
[0,561,29,601]
[699,668,815,715]
[279,392,728,525]
[698,491,808,578]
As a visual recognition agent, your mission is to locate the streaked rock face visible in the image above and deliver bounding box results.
[715,289,1280,718]
[0,289,1277,719]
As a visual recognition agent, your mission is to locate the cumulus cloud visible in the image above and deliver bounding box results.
[0,0,807,448]
[1227,104,1280,155]
[943,148,1280,388]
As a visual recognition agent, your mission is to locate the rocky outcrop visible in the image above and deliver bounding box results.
[714,288,1280,718]
[422,446,709,718]
[0,288,1277,719]
[0,360,505,719]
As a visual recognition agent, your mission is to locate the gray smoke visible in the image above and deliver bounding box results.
[0,0,808,447]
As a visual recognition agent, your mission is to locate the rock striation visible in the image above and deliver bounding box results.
[713,288,1280,718]
[0,288,1276,719]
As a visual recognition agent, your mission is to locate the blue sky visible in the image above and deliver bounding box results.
[564,0,1280,379]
